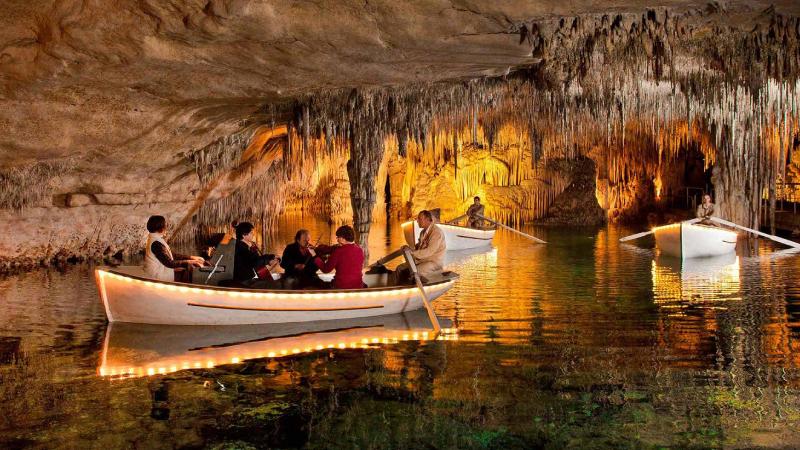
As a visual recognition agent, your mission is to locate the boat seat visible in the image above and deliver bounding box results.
[191,239,237,286]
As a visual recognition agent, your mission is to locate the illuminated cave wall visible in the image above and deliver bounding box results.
[385,126,571,225]
[4,5,800,269]
[183,121,572,234]
[177,76,800,243]
[592,117,718,221]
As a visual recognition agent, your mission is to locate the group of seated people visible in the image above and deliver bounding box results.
[142,211,447,290]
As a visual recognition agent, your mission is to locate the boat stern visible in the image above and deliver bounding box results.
[401,220,420,247]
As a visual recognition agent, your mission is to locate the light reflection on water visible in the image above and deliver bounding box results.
[3,213,800,448]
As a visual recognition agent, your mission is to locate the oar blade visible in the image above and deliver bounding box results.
[476,214,546,244]
[710,217,800,249]
[619,230,654,242]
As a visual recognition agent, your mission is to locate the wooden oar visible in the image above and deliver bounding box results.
[402,247,441,333]
[476,214,546,244]
[446,214,467,225]
[710,217,800,249]
[369,247,404,267]
[619,218,701,242]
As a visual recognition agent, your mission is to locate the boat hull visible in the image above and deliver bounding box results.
[402,221,495,251]
[653,222,737,259]
[96,267,457,325]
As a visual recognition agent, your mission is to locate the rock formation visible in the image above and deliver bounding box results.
[538,157,607,227]
[2,1,800,270]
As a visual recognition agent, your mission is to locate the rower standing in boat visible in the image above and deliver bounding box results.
[310,225,365,289]
[696,194,716,225]
[395,210,447,283]
[143,215,205,282]
[280,229,322,288]
[466,196,485,228]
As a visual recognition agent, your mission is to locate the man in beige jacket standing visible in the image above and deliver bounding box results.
[395,210,447,283]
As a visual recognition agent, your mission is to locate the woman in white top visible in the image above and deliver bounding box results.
[143,215,205,281]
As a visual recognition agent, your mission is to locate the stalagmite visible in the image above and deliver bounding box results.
[347,130,385,255]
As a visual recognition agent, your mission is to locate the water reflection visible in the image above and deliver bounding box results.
[99,310,457,379]
[4,217,800,447]
[652,253,741,308]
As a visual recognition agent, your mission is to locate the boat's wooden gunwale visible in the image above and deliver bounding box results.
[99,268,453,294]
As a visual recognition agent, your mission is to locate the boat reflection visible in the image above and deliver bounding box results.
[98,310,457,378]
[651,252,741,310]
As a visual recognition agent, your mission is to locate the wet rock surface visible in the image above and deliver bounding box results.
[537,158,607,227]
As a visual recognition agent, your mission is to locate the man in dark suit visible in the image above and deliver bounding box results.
[280,229,322,288]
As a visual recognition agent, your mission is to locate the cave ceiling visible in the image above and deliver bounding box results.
[2,0,800,267]
[2,0,799,169]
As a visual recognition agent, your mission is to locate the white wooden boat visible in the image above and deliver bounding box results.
[98,310,458,378]
[652,222,738,259]
[402,220,495,251]
[95,266,458,325]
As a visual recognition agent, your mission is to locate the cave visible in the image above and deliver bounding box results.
[3,1,800,448]
[2,3,800,265]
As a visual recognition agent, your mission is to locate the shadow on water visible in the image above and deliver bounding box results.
[3,215,800,448]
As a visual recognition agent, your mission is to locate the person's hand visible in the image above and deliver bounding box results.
[190,255,205,262]
[294,263,305,271]
[187,259,204,267]
[269,257,279,267]
[308,247,316,257]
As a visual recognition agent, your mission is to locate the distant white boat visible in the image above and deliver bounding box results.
[98,310,457,378]
[402,220,495,251]
[653,222,738,259]
[95,266,457,325]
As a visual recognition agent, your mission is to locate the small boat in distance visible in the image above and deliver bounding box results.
[653,222,738,259]
[98,310,458,378]
[402,220,495,251]
[95,266,458,326]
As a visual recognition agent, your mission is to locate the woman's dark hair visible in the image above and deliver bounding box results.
[335,225,355,242]
[235,222,255,240]
[146,215,166,233]
[295,229,309,242]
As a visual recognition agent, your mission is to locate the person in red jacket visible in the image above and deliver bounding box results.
[310,225,365,289]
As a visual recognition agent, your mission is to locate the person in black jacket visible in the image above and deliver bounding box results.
[232,222,280,287]
[280,229,322,288]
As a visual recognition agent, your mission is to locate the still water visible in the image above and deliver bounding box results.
[3,214,800,449]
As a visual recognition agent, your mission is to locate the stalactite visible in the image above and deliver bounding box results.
[0,159,72,210]
[170,7,800,239]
